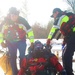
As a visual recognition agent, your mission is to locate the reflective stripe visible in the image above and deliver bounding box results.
[0,33,4,43]
[4,25,8,29]
[48,15,69,39]
[19,25,23,29]
[73,27,75,32]
[53,25,60,29]
[48,26,57,39]
[18,24,26,31]
[27,28,32,33]
[27,30,34,43]
[57,15,69,26]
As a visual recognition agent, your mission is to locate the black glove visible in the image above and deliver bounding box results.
[30,43,34,49]
[46,39,51,46]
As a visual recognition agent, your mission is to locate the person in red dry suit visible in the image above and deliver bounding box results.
[18,40,67,75]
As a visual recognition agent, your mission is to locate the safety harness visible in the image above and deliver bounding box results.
[3,23,26,42]
[60,12,75,36]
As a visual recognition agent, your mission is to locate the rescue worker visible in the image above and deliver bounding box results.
[0,7,34,75]
[18,40,66,75]
[46,8,75,75]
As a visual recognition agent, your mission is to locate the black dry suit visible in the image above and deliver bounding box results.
[47,11,75,75]
[55,12,75,75]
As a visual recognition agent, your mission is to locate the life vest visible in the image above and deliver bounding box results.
[60,12,75,36]
[3,23,26,42]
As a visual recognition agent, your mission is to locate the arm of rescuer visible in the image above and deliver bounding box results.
[27,28,34,49]
[47,15,69,45]
[19,16,34,48]
[46,25,60,45]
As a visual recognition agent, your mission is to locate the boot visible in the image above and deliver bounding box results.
[58,69,67,75]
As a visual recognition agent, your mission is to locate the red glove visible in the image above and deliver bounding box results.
[18,68,25,75]
[46,39,51,45]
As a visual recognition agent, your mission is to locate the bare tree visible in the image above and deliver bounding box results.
[20,0,28,20]
[63,0,75,13]
[32,23,47,39]
[0,10,4,23]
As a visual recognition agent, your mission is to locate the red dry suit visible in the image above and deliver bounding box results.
[18,53,64,75]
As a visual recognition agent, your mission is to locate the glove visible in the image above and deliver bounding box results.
[1,42,7,48]
[30,42,34,49]
[46,39,51,46]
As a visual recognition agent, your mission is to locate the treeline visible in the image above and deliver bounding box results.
[32,20,53,39]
